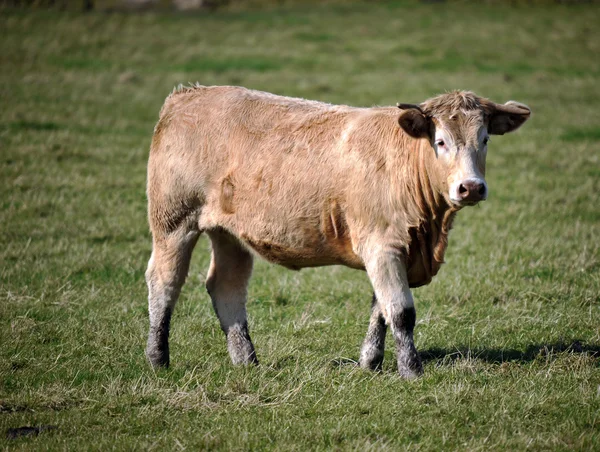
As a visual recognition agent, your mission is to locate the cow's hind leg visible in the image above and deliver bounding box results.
[359,293,387,370]
[206,230,257,365]
[146,226,199,368]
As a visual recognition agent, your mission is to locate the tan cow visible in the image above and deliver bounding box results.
[145,85,530,378]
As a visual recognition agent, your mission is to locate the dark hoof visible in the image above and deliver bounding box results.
[359,340,386,371]
[398,364,423,379]
[228,346,259,366]
[234,355,259,366]
[359,353,384,371]
[146,328,170,368]
[146,351,169,369]
[227,325,258,365]
[398,349,423,379]
[146,343,169,369]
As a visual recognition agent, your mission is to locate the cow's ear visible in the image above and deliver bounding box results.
[397,104,431,139]
[488,101,531,135]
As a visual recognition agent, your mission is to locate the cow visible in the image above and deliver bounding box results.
[145,85,531,378]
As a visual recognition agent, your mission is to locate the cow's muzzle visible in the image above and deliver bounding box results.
[452,178,487,206]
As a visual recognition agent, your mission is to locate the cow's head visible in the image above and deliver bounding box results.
[397,91,531,208]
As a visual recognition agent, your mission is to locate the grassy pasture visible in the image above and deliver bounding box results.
[1,1,599,449]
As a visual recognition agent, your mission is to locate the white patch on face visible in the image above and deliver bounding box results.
[444,126,489,206]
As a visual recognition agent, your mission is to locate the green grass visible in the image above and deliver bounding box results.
[1,1,599,449]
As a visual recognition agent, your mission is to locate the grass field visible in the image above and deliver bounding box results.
[1,1,599,449]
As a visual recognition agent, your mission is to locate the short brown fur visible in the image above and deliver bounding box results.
[148,87,466,280]
[144,85,531,375]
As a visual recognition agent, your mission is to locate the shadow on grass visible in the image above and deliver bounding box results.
[328,341,600,371]
[421,340,600,365]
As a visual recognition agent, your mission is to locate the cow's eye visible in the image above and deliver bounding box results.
[436,139,445,148]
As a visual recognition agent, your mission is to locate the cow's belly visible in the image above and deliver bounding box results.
[239,232,364,270]
[203,207,364,270]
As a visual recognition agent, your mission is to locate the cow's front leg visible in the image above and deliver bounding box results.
[364,250,423,379]
[359,293,387,370]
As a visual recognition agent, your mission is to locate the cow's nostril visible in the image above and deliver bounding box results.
[456,181,486,202]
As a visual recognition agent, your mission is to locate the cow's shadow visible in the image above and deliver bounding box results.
[420,340,600,365]
[329,340,600,370]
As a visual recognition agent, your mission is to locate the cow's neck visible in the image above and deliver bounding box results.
[402,138,459,285]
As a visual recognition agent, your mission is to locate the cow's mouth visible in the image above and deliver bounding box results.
[450,198,484,208]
